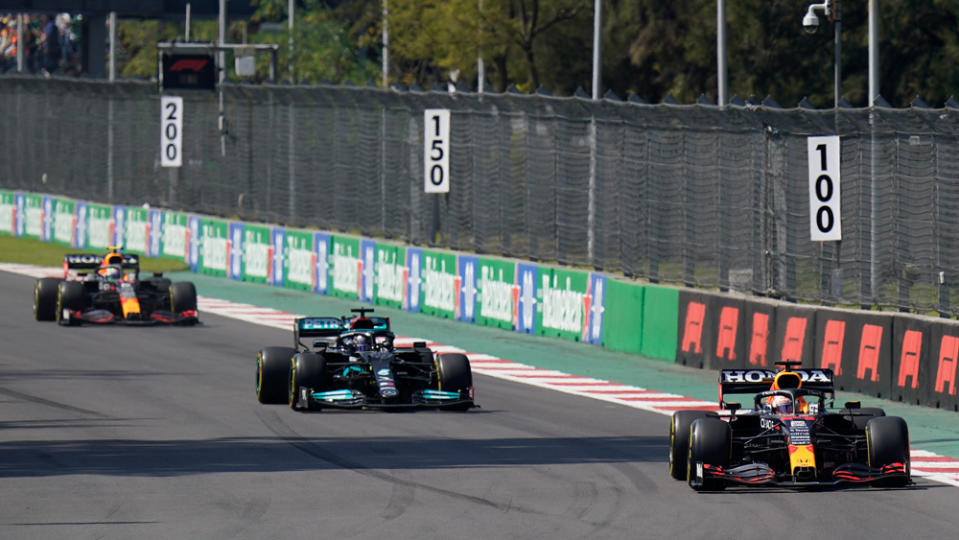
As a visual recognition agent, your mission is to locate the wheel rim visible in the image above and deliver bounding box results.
[256,356,263,396]
[288,360,297,407]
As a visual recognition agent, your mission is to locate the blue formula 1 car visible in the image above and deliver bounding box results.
[669,362,911,490]
[256,308,475,411]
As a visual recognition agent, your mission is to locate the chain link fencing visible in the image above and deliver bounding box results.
[2,76,958,315]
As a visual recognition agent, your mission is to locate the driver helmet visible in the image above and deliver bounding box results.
[771,371,802,391]
[98,264,122,281]
[353,333,371,352]
[766,394,794,414]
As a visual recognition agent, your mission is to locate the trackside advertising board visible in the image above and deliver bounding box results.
[373,243,405,309]
[198,218,228,277]
[284,229,314,291]
[313,233,331,295]
[161,212,189,261]
[228,222,243,280]
[537,267,591,342]
[22,193,43,240]
[0,191,14,235]
[50,198,76,247]
[361,240,376,303]
[457,255,478,323]
[475,258,516,330]
[420,249,457,319]
[329,236,361,300]
[242,224,271,284]
[86,203,113,250]
[123,207,150,255]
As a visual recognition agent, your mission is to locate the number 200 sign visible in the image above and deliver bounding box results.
[161,96,183,168]
[807,135,841,241]
[424,109,450,193]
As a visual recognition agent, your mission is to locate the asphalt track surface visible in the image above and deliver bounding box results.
[1,270,958,540]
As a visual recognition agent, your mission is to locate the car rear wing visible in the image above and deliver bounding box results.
[63,253,140,278]
[718,368,834,408]
[295,317,347,340]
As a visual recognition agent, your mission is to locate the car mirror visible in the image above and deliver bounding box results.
[724,402,741,413]
[844,401,861,410]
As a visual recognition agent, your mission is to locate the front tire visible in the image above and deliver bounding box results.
[56,281,87,326]
[170,282,198,312]
[34,278,61,321]
[687,417,730,491]
[867,416,910,487]
[669,410,717,480]
[257,347,295,404]
[436,353,473,410]
[289,353,327,410]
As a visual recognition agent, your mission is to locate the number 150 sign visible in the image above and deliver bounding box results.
[808,135,841,241]
[424,109,450,193]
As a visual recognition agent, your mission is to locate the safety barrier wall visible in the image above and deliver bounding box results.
[3,189,957,411]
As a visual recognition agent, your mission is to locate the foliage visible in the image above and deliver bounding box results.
[111,0,959,107]
[0,235,188,273]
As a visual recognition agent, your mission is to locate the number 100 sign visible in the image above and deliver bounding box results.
[424,109,450,193]
[161,96,183,168]
[807,135,841,241]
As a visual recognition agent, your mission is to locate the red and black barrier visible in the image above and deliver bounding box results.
[674,291,959,411]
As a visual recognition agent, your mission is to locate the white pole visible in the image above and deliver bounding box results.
[108,12,116,81]
[382,0,389,87]
[288,0,294,81]
[591,0,602,99]
[186,3,191,41]
[717,0,727,107]
[15,13,23,72]
[477,0,484,94]
[868,0,879,105]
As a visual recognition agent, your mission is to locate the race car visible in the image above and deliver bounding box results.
[33,247,199,325]
[256,308,475,411]
[669,362,910,490]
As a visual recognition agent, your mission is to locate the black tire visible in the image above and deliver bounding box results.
[867,416,911,487]
[289,352,327,410]
[669,410,717,480]
[687,417,730,491]
[170,282,198,312]
[436,353,473,410]
[257,346,295,404]
[34,277,61,321]
[56,281,87,326]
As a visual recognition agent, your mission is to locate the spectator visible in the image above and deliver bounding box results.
[41,13,59,74]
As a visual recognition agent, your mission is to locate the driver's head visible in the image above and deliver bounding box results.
[98,264,122,281]
[353,333,370,352]
[767,395,793,414]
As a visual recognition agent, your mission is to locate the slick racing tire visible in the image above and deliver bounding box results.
[669,410,717,480]
[34,277,61,321]
[866,416,911,487]
[436,353,473,411]
[687,417,730,491]
[170,282,198,313]
[257,347,295,404]
[289,353,327,411]
[56,280,87,326]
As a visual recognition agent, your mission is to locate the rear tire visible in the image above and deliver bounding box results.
[34,278,61,321]
[867,416,910,487]
[289,353,327,410]
[56,281,87,326]
[687,417,730,491]
[436,353,473,410]
[257,347,295,404]
[170,282,198,312]
[669,410,717,480]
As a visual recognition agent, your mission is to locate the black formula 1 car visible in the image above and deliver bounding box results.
[256,308,475,411]
[33,249,199,326]
[669,362,910,490]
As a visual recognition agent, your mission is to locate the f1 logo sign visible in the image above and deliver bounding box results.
[808,136,841,241]
[161,96,183,168]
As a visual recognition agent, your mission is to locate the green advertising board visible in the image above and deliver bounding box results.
[86,203,113,249]
[640,285,679,361]
[51,198,76,246]
[242,224,271,284]
[199,218,228,277]
[123,207,149,254]
[161,212,189,260]
[22,194,44,240]
[284,229,314,291]
[373,243,406,309]
[600,279,646,354]
[330,235,361,299]
[0,191,13,235]
[420,249,457,319]
[476,257,515,330]
[537,266,589,341]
